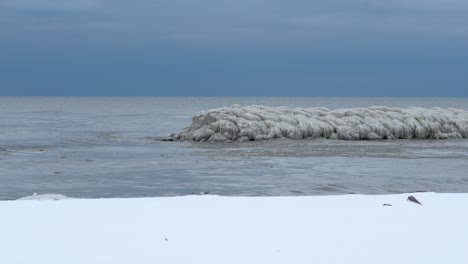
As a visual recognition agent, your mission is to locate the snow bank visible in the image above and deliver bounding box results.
[168,105,468,141]
[1,193,468,264]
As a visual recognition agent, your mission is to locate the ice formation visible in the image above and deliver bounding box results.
[18,193,70,201]
[167,105,468,141]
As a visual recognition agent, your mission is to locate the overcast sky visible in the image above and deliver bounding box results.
[1,0,467,96]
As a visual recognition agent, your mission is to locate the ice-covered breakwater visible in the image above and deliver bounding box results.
[167,105,468,141]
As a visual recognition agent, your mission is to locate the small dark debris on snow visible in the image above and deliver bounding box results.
[382,203,392,206]
[407,195,423,205]
[164,238,168,241]
[192,192,210,195]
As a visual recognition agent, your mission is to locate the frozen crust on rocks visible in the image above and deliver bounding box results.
[18,193,70,200]
[167,105,468,141]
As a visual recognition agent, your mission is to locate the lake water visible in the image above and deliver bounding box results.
[1,97,468,200]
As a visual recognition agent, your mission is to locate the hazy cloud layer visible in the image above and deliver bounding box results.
[0,0,103,10]
[0,1,467,95]
[2,0,467,43]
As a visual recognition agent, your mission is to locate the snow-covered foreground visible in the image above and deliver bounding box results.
[1,193,467,264]
[168,105,468,141]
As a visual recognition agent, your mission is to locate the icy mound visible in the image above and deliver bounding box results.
[168,105,468,141]
[18,193,70,201]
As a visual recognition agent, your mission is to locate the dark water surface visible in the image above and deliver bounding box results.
[1,97,468,199]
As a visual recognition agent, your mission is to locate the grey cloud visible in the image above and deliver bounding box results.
[0,0,104,10]
[370,0,468,10]
[1,0,467,45]
[290,11,468,38]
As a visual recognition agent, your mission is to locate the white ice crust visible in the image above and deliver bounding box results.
[169,105,468,141]
[18,193,70,200]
